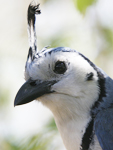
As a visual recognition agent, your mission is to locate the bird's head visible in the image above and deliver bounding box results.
[15,45,100,116]
[14,2,102,118]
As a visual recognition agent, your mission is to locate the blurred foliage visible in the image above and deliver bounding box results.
[100,27,113,48]
[73,0,97,14]
[0,119,58,150]
[45,117,57,131]
[94,25,113,72]
[0,88,10,107]
[40,33,72,49]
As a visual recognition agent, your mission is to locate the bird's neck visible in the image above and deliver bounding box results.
[54,108,91,150]
[42,94,94,150]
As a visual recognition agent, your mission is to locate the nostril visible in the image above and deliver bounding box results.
[30,81,37,86]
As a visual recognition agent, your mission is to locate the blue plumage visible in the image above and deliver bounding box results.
[94,76,113,150]
[95,108,113,150]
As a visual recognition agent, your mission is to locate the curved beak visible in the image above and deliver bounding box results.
[14,79,56,106]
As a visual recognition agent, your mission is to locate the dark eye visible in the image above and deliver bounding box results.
[86,72,94,81]
[54,61,67,74]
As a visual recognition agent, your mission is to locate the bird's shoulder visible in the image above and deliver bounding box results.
[94,105,113,150]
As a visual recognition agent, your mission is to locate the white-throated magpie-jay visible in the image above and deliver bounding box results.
[14,2,113,150]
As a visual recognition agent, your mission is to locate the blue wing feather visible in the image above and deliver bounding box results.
[94,108,113,150]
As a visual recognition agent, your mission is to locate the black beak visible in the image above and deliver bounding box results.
[14,79,56,106]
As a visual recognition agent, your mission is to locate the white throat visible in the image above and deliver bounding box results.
[40,93,94,150]
[54,113,91,150]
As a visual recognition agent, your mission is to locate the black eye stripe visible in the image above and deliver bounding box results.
[54,61,67,74]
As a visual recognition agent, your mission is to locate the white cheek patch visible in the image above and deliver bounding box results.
[51,53,98,97]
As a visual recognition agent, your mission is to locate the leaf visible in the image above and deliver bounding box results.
[73,0,96,14]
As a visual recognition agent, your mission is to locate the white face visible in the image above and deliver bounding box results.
[25,48,99,115]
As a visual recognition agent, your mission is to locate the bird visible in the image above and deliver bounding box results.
[14,2,113,150]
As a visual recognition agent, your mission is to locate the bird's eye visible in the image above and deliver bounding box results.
[54,61,67,74]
